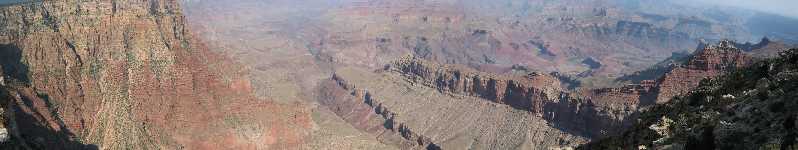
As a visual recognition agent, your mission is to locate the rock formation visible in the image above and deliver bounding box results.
[320,65,589,149]
[390,55,563,113]
[0,1,311,149]
[581,48,798,149]
[323,39,766,149]
[655,40,753,103]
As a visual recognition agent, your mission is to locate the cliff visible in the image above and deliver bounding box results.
[390,55,563,114]
[320,67,589,149]
[655,40,753,103]
[385,56,640,139]
[0,1,310,149]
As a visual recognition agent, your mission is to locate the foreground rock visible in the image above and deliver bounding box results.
[0,1,310,149]
[582,48,798,149]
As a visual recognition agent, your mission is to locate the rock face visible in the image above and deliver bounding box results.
[581,48,798,149]
[0,1,310,149]
[391,55,563,113]
[389,56,645,138]
[183,0,784,80]
[320,67,588,149]
[655,40,753,103]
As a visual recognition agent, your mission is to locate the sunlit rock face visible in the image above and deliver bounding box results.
[655,40,753,103]
[0,1,311,149]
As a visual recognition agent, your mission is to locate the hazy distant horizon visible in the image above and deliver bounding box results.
[0,0,34,6]
[674,0,798,19]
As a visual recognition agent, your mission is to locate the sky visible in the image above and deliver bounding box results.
[697,0,798,18]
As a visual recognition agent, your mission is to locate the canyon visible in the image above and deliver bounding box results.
[316,39,780,149]
[0,0,796,149]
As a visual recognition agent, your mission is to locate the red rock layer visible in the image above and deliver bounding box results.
[391,56,564,114]
[388,56,635,138]
[0,1,310,149]
[655,40,752,103]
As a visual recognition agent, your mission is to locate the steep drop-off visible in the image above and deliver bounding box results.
[0,1,310,149]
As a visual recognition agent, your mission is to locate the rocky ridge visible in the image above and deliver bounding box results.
[655,40,753,103]
[582,48,798,149]
[321,66,588,149]
[322,74,440,149]
[388,55,639,139]
[314,38,769,150]
[390,55,563,114]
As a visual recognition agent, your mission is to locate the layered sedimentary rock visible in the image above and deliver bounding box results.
[0,1,310,149]
[320,66,588,149]
[317,55,653,149]
[317,39,762,150]
[390,55,563,114]
[356,39,761,147]
[655,40,753,103]
[321,74,439,149]
[389,56,641,137]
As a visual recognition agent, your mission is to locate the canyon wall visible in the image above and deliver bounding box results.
[374,40,759,142]
[320,66,588,149]
[391,55,562,114]
[0,1,310,149]
[389,56,638,138]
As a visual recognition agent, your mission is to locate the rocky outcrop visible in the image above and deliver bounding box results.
[655,40,753,103]
[582,48,798,149]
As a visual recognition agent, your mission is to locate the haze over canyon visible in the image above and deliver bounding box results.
[0,0,796,149]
